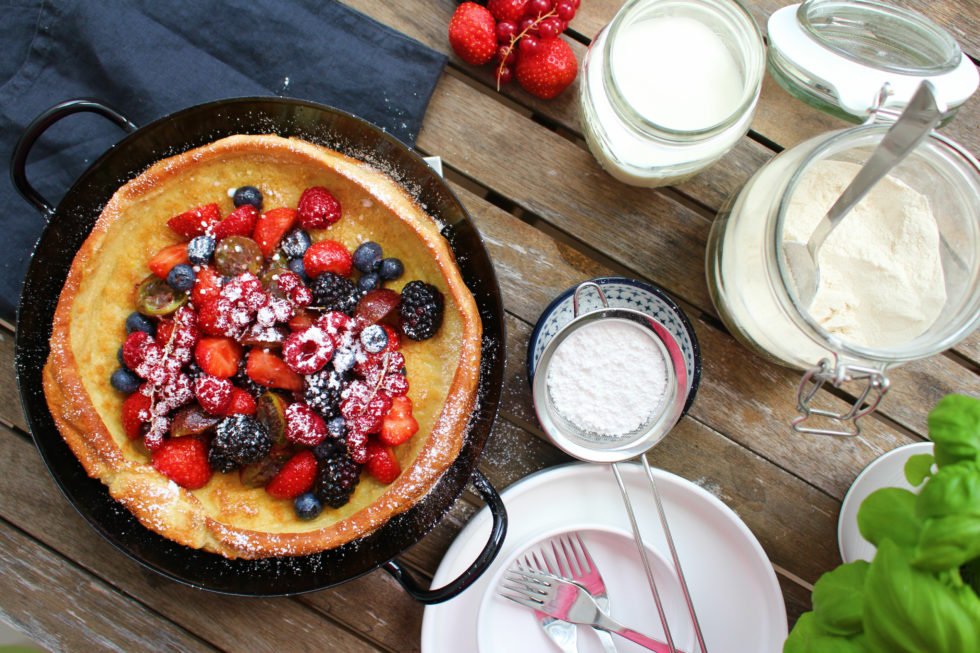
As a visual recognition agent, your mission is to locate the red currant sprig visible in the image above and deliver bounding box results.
[494,3,576,90]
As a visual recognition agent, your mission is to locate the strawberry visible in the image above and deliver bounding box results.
[288,309,317,332]
[365,441,401,484]
[297,187,342,229]
[487,0,528,22]
[284,402,328,447]
[213,205,258,241]
[379,395,419,446]
[226,387,257,416]
[515,36,578,99]
[253,207,298,257]
[166,203,221,239]
[246,348,304,392]
[194,336,242,378]
[303,240,352,278]
[265,450,318,499]
[381,324,401,352]
[195,375,234,415]
[449,2,497,66]
[191,265,222,308]
[151,436,212,489]
[148,243,190,279]
[197,297,237,337]
[121,391,152,439]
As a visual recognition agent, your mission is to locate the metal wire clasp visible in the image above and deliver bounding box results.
[793,357,890,437]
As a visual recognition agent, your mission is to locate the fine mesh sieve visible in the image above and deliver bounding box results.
[532,282,707,653]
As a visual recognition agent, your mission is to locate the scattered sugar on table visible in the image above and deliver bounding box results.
[546,319,667,437]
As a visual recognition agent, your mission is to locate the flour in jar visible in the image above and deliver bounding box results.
[783,160,947,348]
[546,319,668,437]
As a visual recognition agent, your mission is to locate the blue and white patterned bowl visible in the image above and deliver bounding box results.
[527,277,701,416]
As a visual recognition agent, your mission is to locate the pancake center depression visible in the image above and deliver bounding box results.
[546,320,667,437]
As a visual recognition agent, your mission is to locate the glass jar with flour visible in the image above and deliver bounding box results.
[706,0,980,435]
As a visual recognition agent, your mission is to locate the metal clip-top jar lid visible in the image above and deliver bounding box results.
[767,0,978,122]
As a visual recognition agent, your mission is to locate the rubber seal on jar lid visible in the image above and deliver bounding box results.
[767,0,978,122]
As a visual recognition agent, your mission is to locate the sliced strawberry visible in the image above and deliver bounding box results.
[167,203,222,238]
[284,402,328,447]
[151,436,212,489]
[365,441,401,484]
[194,336,242,378]
[265,450,318,499]
[148,243,190,279]
[226,387,257,416]
[198,297,237,337]
[213,205,258,241]
[381,324,401,352]
[246,349,304,392]
[194,375,234,415]
[288,309,317,332]
[379,396,418,446]
[253,207,298,257]
[121,391,152,439]
[191,265,222,308]
[303,240,352,278]
[297,187,342,229]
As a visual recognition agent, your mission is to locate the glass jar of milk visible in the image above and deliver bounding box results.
[579,0,765,187]
[706,0,980,435]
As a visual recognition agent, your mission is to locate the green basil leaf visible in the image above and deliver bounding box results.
[864,539,980,652]
[916,461,980,520]
[928,395,980,467]
[784,612,868,653]
[812,561,869,636]
[904,453,935,487]
[858,487,921,554]
[914,514,980,571]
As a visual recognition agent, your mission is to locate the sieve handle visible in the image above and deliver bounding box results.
[572,281,610,318]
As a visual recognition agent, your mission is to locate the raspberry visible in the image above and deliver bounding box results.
[282,326,336,374]
[194,375,234,415]
[297,187,342,229]
[122,331,154,370]
[310,272,360,314]
[212,414,272,465]
[399,281,444,340]
[284,402,329,447]
[346,427,370,464]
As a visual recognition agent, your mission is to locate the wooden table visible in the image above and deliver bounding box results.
[2,0,978,650]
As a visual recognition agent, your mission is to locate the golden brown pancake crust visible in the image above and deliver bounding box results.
[44,135,482,559]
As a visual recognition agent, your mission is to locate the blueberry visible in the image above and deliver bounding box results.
[281,229,312,259]
[125,311,156,336]
[167,263,196,292]
[187,235,216,265]
[357,272,380,293]
[110,367,142,394]
[360,324,388,354]
[379,257,404,281]
[331,347,356,373]
[352,241,383,273]
[327,416,346,440]
[287,257,309,282]
[233,185,263,211]
[294,492,322,521]
[117,345,126,366]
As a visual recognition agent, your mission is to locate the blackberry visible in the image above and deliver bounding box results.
[311,272,360,314]
[305,368,349,419]
[312,435,346,462]
[314,453,362,509]
[208,443,239,473]
[398,280,444,340]
[212,415,272,465]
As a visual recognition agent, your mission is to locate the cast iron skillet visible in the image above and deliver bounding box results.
[11,97,507,600]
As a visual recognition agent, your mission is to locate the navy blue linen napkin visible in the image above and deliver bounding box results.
[0,0,447,323]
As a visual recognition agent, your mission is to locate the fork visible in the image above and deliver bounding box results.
[502,564,683,653]
[525,551,580,653]
[550,534,618,653]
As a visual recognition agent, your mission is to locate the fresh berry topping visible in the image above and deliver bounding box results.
[187,235,216,265]
[214,235,263,277]
[287,257,309,281]
[125,311,156,336]
[399,281,445,340]
[166,203,221,239]
[167,263,196,292]
[208,445,238,473]
[357,273,381,293]
[246,348,304,392]
[297,187,342,229]
[381,324,401,352]
[198,297,237,337]
[365,442,401,484]
[213,205,259,241]
[352,241,383,273]
[233,185,263,211]
[148,243,190,279]
[121,391,152,439]
[266,450,318,499]
[303,367,349,419]
[304,240,352,278]
[226,387,257,415]
[360,324,388,354]
[381,372,409,397]
[281,229,313,259]
[379,396,419,446]
[515,36,578,99]
[169,405,221,438]
[212,414,272,466]
[314,450,362,508]
[194,336,243,378]
[110,367,141,395]
[282,326,336,374]
[326,416,347,440]
[488,0,530,22]
[316,311,353,335]
[346,428,370,464]
[288,310,317,332]
[293,492,322,520]
[191,265,222,308]
[355,288,401,325]
[195,375,234,415]
[341,384,393,435]
[151,437,212,489]
[496,20,518,42]
[378,257,404,281]
[122,331,154,370]
[449,2,497,66]
[253,207,298,257]
[238,445,292,487]
[285,402,329,446]
[310,272,359,313]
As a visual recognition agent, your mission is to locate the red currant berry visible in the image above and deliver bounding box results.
[497,65,514,85]
[556,1,575,21]
[496,44,517,65]
[527,0,549,16]
[518,35,540,56]
[519,17,538,35]
[496,20,517,43]
[538,17,560,39]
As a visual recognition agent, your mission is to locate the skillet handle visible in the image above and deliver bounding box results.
[10,98,138,218]
[383,469,507,604]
